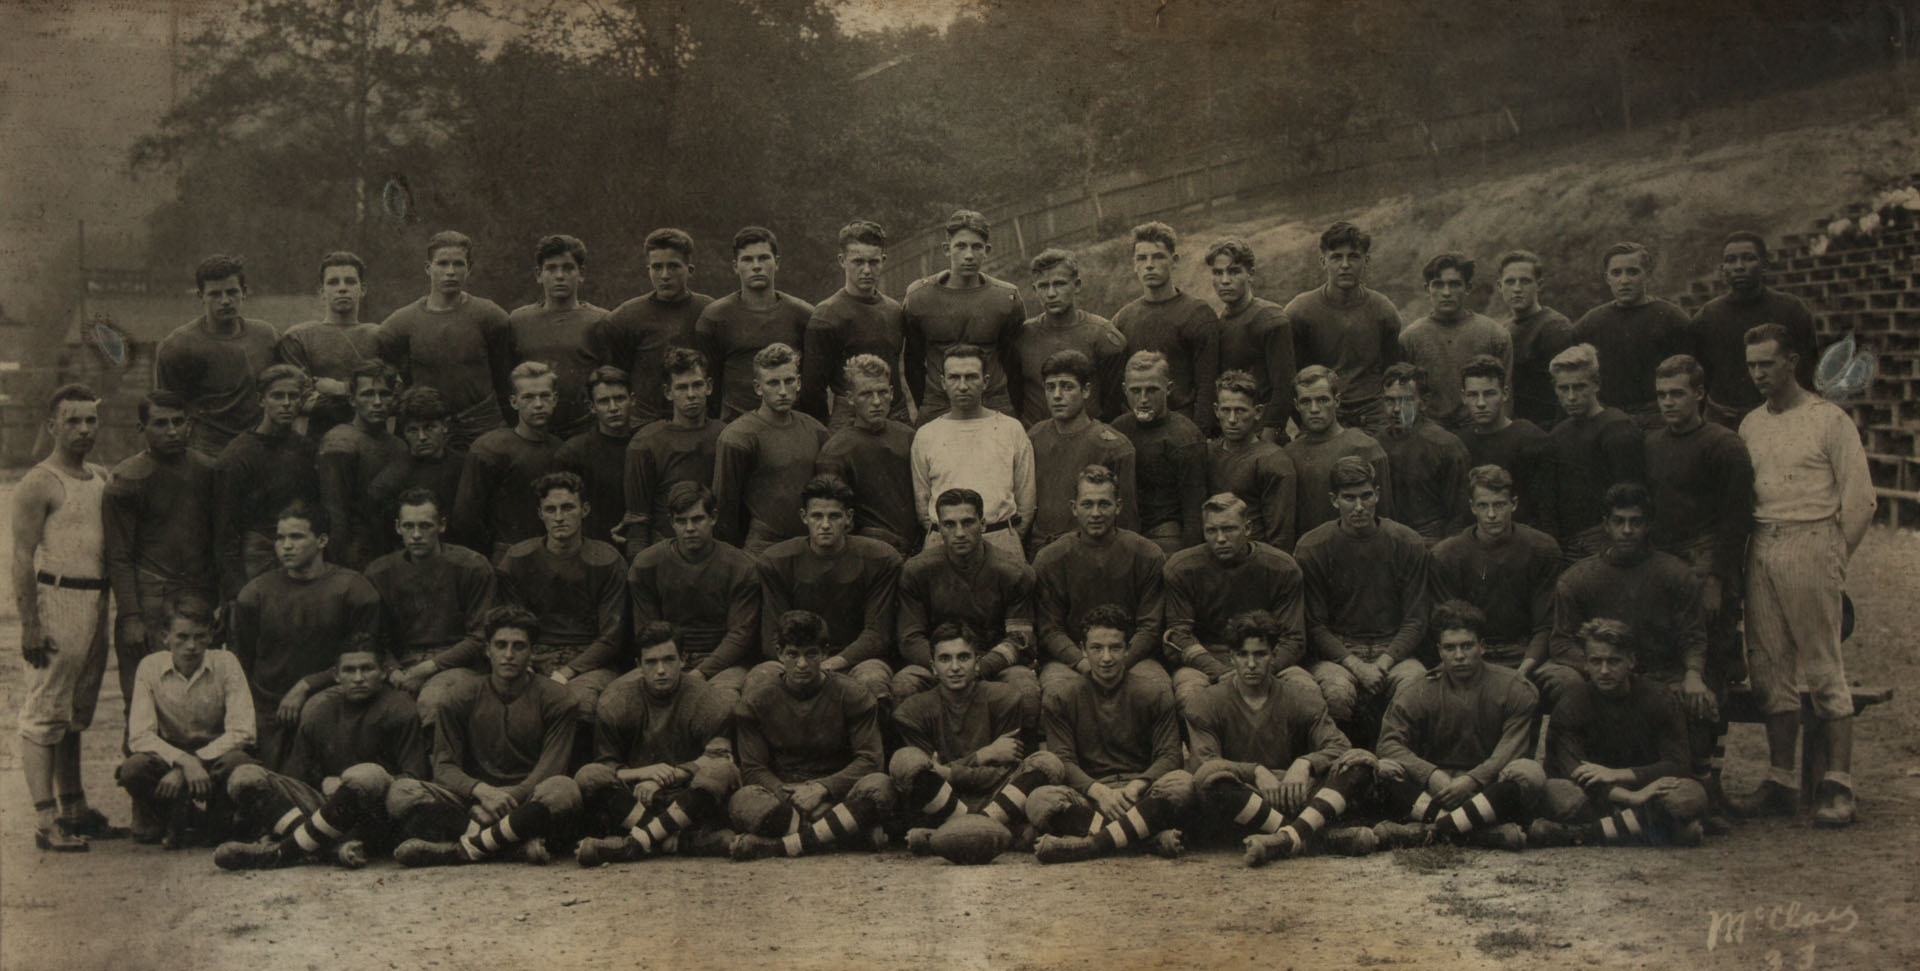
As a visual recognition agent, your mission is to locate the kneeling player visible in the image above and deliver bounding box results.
[1185,610,1378,865]
[1027,605,1193,863]
[575,622,739,865]
[1530,619,1707,848]
[1373,600,1545,851]
[889,622,1065,857]
[389,606,583,866]
[214,645,430,869]
[728,610,895,859]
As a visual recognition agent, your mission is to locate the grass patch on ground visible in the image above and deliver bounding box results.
[1474,928,1551,958]
[1392,843,1466,873]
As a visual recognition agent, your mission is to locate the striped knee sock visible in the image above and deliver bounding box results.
[1597,808,1651,845]
[278,793,362,856]
[1432,780,1527,837]
[1222,788,1285,834]
[982,768,1050,826]
[1044,803,1107,837]
[1279,785,1354,845]
[459,802,551,860]
[905,771,965,825]
[780,802,866,857]
[1089,797,1177,853]
[627,789,717,855]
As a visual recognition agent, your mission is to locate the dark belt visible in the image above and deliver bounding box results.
[983,519,1014,534]
[37,571,107,591]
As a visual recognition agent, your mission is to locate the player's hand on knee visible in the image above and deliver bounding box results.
[1253,766,1284,809]
[472,783,516,822]
[1436,775,1479,810]
[1374,758,1405,783]
[155,766,186,801]
[182,758,212,799]
[1280,760,1313,814]
[1332,749,1377,774]
[1087,782,1127,821]
[977,733,1023,766]
[275,683,311,726]
[791,782,830,817]
[1346,657,1383,694]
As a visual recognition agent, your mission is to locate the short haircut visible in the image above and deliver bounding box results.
[1578,617,1637,654]
[395,386,451,426]
[585,364,630,397]
[842,354,891,388]
[1422,252,1475,285]
[319,250,367,281]
[45,383,99,416]
[1430,599,1487,640]
[944,209,990,240]
[138,389,190,424]
[1125,350,1170,380]
[928,621,980,654]
[752,342,798,373]
[1131,221,1177,254]
[348,359,398,394]
[644,228,695,260]
[941,342,987,370]
[1319,221,1371,254]
[1466,464,1515,498]
[838,219,886,249]
[635,621,679,655]
[799,474,855,510]
[394,486,442,520]
[535,233,588,268]
[1495,249,1543,278]
[1744,323,1795,352]
[533,470,585,504]
[510,360,557,387]
[1653,354,1706,394]
[1215,369,1260,401]
[1200,492,1250,522]
[1604,481,1651,516]
[1601,241,1650,271]
[1029,248,1079,279]
[1328,455,1377,491]
[277,498,329,537]
[664,480,716,518]
[1076,464,1119,497]
[934,488,984,519]
[163,590,217,629]
[484,604,539,642]
[776,609,830,650]
[733,225,778,256]
[663,346,709,382]
[1459,354,1509,388]
[1225,609,1282,652]
[1041,349,1095,387]
[195,254,246,291]
[1081,603,1134,642]
[1548,343,1600,378]
[258,363,311,395]
[1383,361,1428,395]
[1722,230,1768,261]
[1204,237,1256,271]
[426,230,473,260]
[1293,364,1341,396]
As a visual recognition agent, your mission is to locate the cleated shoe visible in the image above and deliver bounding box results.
[576,836,639,868]
[1729,780,1798,819]
[61,809,131,840]
[1472,822,1527,852]
[394,838,468,867]
[1525,818,1587,848]
[1372,821,1431,849]
[332,840,369,870]
[728,833,786,861]
[213,840,290,871]
[1033,834,1099,864]
[1812,781,1856,829]
[35,828,88,852]
[1242,831,1298,867]
[1322,826,1379,857]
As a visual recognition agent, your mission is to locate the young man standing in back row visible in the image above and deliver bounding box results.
[711,342,829,554]
[1398,253,1512,431]
[588,228,714,429]
[508,234,607,440]
[1494,251,1574,429]
[1570,242,1695,432]
[697,226,815,422]
[902,209,1026,424]
[156,255,282,459]
[1111,222,1219,433]
[276,250,380,439]
[803,220,908,428]
[1284,223,1402,436]
[1206,238,1295,441]
[376,231,515,449]
[1014,248,1128,425]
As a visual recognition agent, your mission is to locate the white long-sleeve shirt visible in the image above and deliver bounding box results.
[127,650,256,766]
[911,411,1036,533]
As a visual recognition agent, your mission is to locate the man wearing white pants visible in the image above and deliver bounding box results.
[1736,323,1875,827]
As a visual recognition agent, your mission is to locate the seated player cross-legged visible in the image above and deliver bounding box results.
[1531,619,1709,849]
[889,622,1064,860]
[389,605,584,867]
[1183,610,1379,866]
[215,644,431,870]
[1027,605,1194,863]
[1373,600,1545,851]
[728,610,895,860]
[575,622,740,866]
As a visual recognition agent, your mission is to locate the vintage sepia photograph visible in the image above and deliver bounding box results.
[1,0,1917,968]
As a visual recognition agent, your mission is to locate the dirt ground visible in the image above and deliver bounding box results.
[0,525,1915,971]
